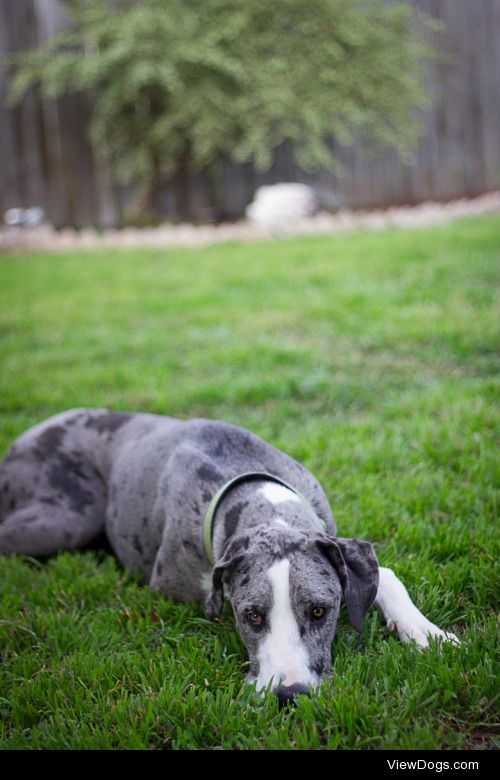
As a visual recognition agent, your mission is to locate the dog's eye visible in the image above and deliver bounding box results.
[311,606,326,621]
[245,609,264,627]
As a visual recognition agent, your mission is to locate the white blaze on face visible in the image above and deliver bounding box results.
[255,558,315,692]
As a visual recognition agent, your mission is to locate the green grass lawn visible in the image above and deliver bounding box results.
[0,216,498,750]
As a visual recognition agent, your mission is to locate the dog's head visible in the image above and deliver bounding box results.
[205,525,378,705]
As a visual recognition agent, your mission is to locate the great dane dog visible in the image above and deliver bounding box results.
[0,409,459,707]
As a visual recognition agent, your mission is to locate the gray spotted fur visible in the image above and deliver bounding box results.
[0,408,379,692]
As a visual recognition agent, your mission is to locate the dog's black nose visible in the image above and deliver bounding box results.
[275,683,311,709]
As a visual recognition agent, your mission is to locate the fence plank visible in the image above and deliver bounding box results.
[0,0,499,227]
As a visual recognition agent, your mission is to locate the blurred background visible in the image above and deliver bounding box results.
[0,0,499,230]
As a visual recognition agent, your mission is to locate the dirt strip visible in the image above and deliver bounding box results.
[1,191,499,253]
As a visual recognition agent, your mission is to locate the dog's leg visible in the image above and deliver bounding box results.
[0,502,105,557]
[375,567,460,648]
[0,416,109,558]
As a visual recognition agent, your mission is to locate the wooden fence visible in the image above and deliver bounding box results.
[1,0,499,227]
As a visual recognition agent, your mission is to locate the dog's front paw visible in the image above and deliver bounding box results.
[389,616,460,649]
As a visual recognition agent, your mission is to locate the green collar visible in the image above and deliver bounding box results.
[202,471,325,565]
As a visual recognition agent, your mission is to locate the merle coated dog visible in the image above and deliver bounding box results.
[0,409,459,707]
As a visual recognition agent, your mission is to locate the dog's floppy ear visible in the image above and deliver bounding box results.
[316,535,379,632]
[204,535,249,620]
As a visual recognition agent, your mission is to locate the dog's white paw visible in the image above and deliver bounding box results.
[389,616,460,649]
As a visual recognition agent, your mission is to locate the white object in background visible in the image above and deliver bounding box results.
[245,183,317,230]
[4,207,45,228]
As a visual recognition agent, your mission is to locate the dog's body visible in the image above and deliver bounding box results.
[0,409,459,704]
